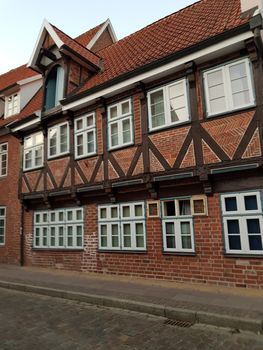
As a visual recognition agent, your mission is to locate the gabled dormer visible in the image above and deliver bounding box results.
[27,20,104,111]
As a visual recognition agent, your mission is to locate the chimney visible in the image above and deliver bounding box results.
[240,0,263,16]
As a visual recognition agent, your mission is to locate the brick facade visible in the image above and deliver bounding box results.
[1,0,263,289]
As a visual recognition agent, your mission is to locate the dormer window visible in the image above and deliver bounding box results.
[5,93,19,118]
[44,65,64,111]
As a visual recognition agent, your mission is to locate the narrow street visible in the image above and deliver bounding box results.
[0,288,262,350]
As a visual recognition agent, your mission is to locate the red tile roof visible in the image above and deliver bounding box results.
[75,22,105,48]
[0,0,253,124]
[76,0,251,94]
[0,65,38,92]
[51,24,101,68]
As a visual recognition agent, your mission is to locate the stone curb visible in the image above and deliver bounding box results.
[0,280,262,334]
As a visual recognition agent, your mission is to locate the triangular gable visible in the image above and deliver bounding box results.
[86,19,117,51]
[28,19,101,73]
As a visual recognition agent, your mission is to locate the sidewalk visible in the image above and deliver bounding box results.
[0,264,262,333]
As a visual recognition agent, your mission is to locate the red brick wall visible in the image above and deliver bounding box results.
[23,194,263,288]
[0,135,21,264]
[92,28,114,53]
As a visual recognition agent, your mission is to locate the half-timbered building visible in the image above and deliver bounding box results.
[1,0,263,288]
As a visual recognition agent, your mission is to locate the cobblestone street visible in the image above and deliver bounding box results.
[0,288,262,350]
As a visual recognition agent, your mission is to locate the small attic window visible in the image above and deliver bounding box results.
[5,93,19,118]
[44,65,64,111]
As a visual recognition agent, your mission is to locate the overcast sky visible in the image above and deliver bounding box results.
[0,0,196,75]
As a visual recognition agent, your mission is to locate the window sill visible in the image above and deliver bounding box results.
[98,249,147,254]
[148,120,191,135]
[75,152,97,161]
[0,175,8,179]
[23,166,44,173]
[108,141,134,152]
[48,152,70,161]
[162,251,196,256]
[32,248,84,252]
[224,253,263,258]
[204,104,256,121]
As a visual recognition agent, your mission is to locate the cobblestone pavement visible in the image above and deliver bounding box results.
[0,288,263,350]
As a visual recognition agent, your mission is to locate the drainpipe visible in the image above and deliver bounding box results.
[20,202,24,266]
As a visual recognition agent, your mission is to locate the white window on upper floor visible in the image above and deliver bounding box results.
[221,191,263,255]
[23,132,44,171]
[5,93,19,118]
[0,207,6,245]
[108,99,134,150]
[0,143,8,177]
[161,198,195,253]
[203,58,255,117]
[74,113,96,159]
[148,78,190,131]
[98,202,146,251]
[48,122,69,159]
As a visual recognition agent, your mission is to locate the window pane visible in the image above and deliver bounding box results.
[182,236,192,249]
[111,224,119,247]
[249,236,263,251]
[135,205,143,217]
[100,208,107,219]
[179,200,191,216]
[244,195,258,211]
[150,90,165,128]
[210,97,226,114]
[110,123,118,147]
[247,219,260,234]
[76,134,84,156]
[166,237,175,249]
[111,207,118,218]
[180,221,190,235]
[121,101,130,115]
[122,119,131,144]
[163,201,176,217]
[232,91,250,108]
[86,115,94,127]
[229,62,246,80]
[76,119,83,130]
[87,131,95,153]
[225,197,237,212]
[60,124,68,153]
[109,106,117,119]
[227,219,240,234]
[165,222,174,235]
[122,206,130,218]
[76,210,82,221]
[229,236,241,250]
[123,223,131,248]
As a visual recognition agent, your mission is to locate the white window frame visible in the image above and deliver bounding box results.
[48,122,69,159]
[203,57,255,117]
[161,198,195,253]
[4,93,20,118]
[74,113,96,159]
[0,207,6,245]
[98,202,146,251]
[221,191,263,255]
[148,78,190,131]
[33,208,84,249]
[107,98,134,150]
[0,143,8,177]
[23,132,44,171]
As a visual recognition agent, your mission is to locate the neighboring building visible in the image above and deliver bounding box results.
[1,0,263,288]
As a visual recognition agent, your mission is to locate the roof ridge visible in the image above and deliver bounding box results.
[51,23,102,59]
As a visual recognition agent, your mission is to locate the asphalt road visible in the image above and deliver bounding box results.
[0,288,262,350]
